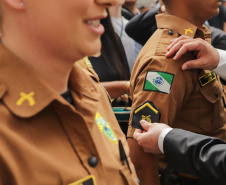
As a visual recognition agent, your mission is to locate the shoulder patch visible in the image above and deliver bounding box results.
[143,71,174,94]
[69,175,96,185]
[132,101,161,130]
[199,72,216,87]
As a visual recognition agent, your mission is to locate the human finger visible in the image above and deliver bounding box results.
[121,94,129,102]
[182,58,205,70]
[166,39,195,58]
[140,120,152,131]
[167,35,192,50]
[133,128,142,140]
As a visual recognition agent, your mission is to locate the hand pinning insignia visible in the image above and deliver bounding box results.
[184,28,193,35]
[16,92,35,106]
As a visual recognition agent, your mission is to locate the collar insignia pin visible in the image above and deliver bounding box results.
[185,28,193,35]
[83,56,92,68]
[16,92,35,106]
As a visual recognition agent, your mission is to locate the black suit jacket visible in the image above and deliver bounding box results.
[122,6,136,21]
[209,25,226,50]
[125,6,159,46]
[164,129,226,185]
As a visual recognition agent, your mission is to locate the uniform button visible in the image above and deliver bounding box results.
[90,87,95,92]
[215,92,219,98]
[88,156,98,167]
[168,30,174,35]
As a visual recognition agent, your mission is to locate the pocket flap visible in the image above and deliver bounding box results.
[200,79,223,103]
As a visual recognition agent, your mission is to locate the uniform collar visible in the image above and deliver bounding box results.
[156,14,211,39]
[69,62,100,101]
[0,44,68,118]
[77,57,100,82]
[0,44,99,118]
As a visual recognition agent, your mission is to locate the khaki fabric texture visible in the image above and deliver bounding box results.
[128,14,226,141]
[77,57,100,81]
[0,44,138,185]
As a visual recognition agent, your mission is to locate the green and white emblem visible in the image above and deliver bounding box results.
[95,112,118,144]
[143,71,174,94]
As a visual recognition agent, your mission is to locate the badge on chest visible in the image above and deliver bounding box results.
[95,112,118,144]
[199,72,216,87]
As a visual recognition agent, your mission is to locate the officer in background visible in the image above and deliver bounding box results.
[134,35,226,185]
[125,0,226,51]
[133,34,226,185]
[127,0,226,184]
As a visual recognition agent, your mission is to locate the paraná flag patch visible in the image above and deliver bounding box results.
[143,71,174,94]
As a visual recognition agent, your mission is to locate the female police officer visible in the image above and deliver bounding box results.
[0,0,138,184]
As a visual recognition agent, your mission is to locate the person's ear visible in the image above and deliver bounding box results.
[2,0,25,10]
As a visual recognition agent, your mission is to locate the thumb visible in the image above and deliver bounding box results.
[133,129,142,140]
[140,120,151,131]
[182,59,203,70]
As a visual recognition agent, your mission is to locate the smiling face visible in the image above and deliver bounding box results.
[23,0,118,61]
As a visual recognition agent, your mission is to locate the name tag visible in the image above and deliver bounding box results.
[69,175,96,185]
[199,72,216,87]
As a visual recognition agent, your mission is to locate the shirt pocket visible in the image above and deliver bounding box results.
[199,79,226,131]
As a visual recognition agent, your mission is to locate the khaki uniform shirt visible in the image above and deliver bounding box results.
[128,14,226,141]
[0,44,138,185]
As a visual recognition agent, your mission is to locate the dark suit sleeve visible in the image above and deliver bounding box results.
[125,6,159,45]
[209,25,226,50]
[164,129,226,185]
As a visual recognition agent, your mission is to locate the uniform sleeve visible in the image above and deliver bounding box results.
[164,129,226,185]
[128,56,197,137]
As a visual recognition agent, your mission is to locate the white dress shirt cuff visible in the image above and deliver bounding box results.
[158,128,173,153]
[213,49,226,80]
